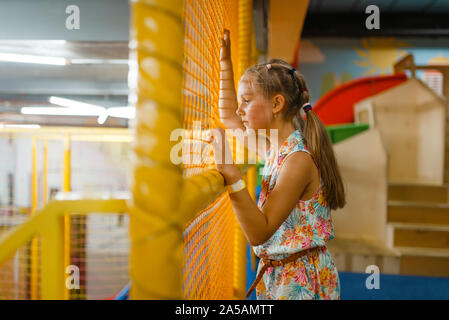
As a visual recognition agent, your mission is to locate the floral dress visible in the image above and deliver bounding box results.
[253,130,340,300]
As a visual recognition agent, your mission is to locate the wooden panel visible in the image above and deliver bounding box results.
[394,228,449,249]
[327,237,400,274]
[354,78,446,185]
[388,203,449,226]
[401,255,449,278]
[268,0,309,62]
[417,105,446,183]
[388,184,448,203]
[333,129,388,244]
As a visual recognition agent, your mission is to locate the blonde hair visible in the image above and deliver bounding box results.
[243,59,346,210]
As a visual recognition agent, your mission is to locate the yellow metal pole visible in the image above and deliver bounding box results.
[30,137,39,300]
[246,166,259,272]
[129,0,184,299]
[63,134,71,300]
[0,198,128,299]
[41,213,65,300]
[233,0,253,300]
[43,139,48,206]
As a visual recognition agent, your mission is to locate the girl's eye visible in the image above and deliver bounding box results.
[244,99,250,103]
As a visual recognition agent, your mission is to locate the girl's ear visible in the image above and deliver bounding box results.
[272,94,286,114]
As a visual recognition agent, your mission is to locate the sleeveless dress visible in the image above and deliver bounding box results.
[253,129,340,300]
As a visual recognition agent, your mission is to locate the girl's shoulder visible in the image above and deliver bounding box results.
[278,130,311,166]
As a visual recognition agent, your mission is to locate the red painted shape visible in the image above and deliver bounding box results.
[313,74,407,125]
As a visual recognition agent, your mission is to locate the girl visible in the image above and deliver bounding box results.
[209,29,346,300]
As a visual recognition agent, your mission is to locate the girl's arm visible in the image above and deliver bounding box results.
[210,128,314,246]
[219,29,270,159]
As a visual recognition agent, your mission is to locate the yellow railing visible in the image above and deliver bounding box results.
[0,196,128,299]
[0,165,253,299]
[0,126,132,299]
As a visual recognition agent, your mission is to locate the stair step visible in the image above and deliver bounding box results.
[388,201,449,226]
[328,237,400,274]
[390,223,449,249]
[388,184,449,203]
[396,247,449,278]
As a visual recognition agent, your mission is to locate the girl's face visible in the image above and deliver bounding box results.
[237,76,272,131]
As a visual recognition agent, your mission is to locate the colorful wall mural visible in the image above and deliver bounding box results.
[298,37,449,104]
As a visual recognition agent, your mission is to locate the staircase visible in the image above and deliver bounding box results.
[387,183,449,278]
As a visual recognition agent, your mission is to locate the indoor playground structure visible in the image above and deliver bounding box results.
[1,0,449,300]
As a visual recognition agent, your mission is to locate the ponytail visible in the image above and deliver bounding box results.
[300,102,346,210]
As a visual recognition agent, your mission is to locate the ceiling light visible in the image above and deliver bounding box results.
[107,106,135,119]
[69,59,128,65]
[49,96,105,112]
[0,53,67,65]
[21,107,102,116]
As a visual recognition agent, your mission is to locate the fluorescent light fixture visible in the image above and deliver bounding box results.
[0,53,67,65]
[107,106,135,119]
[22,97,135,124]
[21,105,135,123]
[49,96,105,112]
[0,124,41,129]
[21,107,102,116]
[97,111,108,125]
[69,59,128,65]
[98,106,135,124]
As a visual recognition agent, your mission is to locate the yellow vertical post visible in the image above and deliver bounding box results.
[30,137,39,300]
[63,135,71,300]
[246,166,259,272]
[233,0,253,300]
[43,139,48,206]
[41,212,65,300]
[129,0,184,299]
[246,166,257,200]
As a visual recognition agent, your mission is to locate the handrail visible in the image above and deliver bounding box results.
[0,196,128,300]
[0,166,255,299]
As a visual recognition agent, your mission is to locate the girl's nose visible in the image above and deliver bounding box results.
[236,103,245,117]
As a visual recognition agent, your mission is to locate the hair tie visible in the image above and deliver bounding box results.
[288,67,296,75]
[302,103,312,113]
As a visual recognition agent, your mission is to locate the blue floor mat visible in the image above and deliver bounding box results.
[246,244,449,300]
[339,272,449,300]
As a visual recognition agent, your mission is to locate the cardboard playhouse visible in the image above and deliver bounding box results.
[354,77,446,186]
[328,77,447,275]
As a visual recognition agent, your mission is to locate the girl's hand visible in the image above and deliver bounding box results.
[207,127,241,185]
[220,29,232,68]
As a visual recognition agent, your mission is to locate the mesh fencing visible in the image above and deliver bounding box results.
[1,0,253,300]
[181,0,244,299]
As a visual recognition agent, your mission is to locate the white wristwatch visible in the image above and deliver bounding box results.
[226,179,246,194]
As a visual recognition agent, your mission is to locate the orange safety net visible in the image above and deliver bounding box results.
[69,213,130,300]
[0,222,41,300]
[181,0,243,299]
[1,0,251,300]
[183,193,234,299]
[182,0,240,177]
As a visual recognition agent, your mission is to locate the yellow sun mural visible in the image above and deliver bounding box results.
[353,37,410,75]
[428,54,449,65]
